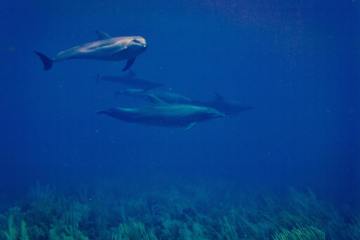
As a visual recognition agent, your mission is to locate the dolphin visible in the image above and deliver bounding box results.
[35,31,147,71]
[191,93,253,116]
[115,88,193,104]
[98,71,163,90]
[116,89,252,116]
[98,101,225,129]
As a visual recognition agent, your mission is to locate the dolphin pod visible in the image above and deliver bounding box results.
[36,31,252,129]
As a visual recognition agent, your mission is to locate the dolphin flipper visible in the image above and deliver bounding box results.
[123,58,136,71]
[185,122,197,130]
[147,94,167,104]
[96,30,112,40]
[34,51,53,71]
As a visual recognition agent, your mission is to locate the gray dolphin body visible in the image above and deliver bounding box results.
[117,89,253,116]
[98,103,225,128]
[98,71,163,90]
[116,88,192,104]
[35,31,147,71]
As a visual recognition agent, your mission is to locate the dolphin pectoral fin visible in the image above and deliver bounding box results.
[95,30,112,40]
[122,58,136,71]
[185,122,197,130]
[147,94,167,105]
[34,51,53,71]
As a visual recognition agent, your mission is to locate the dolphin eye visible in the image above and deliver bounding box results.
[132,39,141,44]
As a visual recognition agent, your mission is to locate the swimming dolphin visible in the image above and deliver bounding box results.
[98,71,163,90]
[115,88,193,104]
[191,93,253,116]
[98,101,225,129]
[35,31,147,71]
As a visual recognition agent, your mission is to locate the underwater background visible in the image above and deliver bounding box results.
[1,0,359,239]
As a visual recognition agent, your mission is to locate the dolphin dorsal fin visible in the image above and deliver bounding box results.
[96,30,112,40]
[147,94,167,105]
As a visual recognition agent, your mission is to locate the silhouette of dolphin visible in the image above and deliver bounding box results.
[117,89,253,116]
[98,100,225,129]
[115,88,193,104]
[98,71,163,90]
[35,31,147,71]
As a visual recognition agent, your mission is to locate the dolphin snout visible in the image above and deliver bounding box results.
[136,37,147,48]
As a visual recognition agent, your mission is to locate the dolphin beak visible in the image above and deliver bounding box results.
[142,39,147,49]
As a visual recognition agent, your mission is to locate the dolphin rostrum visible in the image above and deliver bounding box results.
[35,31,147,71]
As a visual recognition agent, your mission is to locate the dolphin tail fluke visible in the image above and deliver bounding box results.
[34,51,53,71]
[122,58,136,71]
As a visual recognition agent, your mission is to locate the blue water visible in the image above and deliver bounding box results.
[1,0,359,214]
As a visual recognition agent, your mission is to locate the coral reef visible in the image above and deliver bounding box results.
[0,184,358,240]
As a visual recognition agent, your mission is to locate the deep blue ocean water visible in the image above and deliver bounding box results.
[0,0,359,229]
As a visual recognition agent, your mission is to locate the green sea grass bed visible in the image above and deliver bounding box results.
[1,184,359,240]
